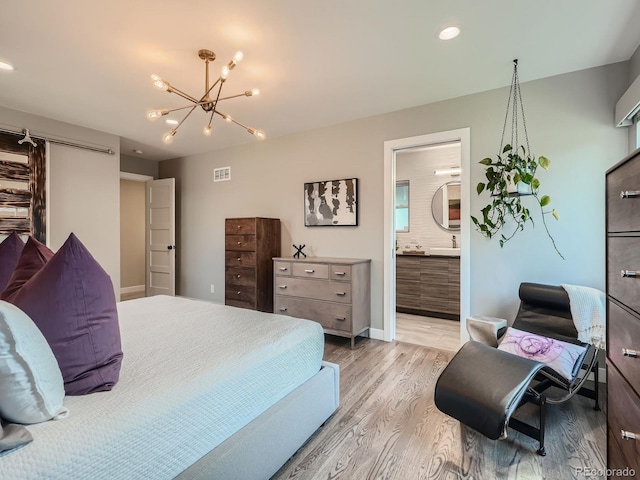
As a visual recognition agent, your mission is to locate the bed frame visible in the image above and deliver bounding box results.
[176,361,340,480]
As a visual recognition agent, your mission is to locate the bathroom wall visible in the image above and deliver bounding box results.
[395,143,461,252]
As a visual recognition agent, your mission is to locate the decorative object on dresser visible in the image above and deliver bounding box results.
[225,217,281,312]
[605,147,640,474]
[292,243,307,258]
[273,256,371,348]
[304,178,358,226]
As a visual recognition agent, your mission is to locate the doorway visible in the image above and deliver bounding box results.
[119,172,152,301]
[383,128,471,347]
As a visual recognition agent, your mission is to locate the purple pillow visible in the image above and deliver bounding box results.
[1,236,53,302]
[497,327,587,380]
[0,232,25,292]
[11,233,123,395]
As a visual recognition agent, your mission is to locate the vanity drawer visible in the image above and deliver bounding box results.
[225,234,256,252]
[225,267,256,288]
[275,277,351,303]
[292,263,329,279]
[608,300,640,391]
[225,251,256,267]
[606,363,640,473]
[274,261,292,276]
[274,296,352,332]
[331,264,352,281]
[607,158,640,233]
[225,218,256,235]
[607,236,640,314]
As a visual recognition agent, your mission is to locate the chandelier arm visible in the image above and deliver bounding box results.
[201,78,222,103]
[211,80,225,111]
[213,109,251,131]
[167,86,200,104]
[217,92,253,101]
[173,104,200,134]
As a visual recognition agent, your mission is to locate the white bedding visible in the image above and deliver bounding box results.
[2,295,324,479]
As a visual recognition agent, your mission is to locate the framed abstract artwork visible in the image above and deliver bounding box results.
[304,178,358,226]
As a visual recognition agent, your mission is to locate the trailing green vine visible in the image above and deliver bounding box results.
[471,144,564,259]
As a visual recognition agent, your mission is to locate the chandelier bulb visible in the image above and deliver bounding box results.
[247,128,265,139]
[151,74,169,91]
[246,89,260,97]
[233,51,243,63]
[223,114,232,123]
[221,66,229,80]
[146,109,167,120]
[203,125,212,136]
[163,130,176,144]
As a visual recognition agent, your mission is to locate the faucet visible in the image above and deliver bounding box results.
[452,235,457,248]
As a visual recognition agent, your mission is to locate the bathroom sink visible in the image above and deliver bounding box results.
[429,247,461,257]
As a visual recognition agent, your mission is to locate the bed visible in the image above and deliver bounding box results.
[1,295,340,479]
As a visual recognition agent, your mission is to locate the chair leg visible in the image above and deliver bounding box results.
[593,362,600,411]
[537,396,546,456]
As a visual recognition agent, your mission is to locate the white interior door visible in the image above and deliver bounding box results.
[146,178,175,296]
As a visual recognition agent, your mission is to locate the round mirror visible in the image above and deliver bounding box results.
[431,181,461,231]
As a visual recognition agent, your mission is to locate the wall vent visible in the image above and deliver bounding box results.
[213,166,231,182]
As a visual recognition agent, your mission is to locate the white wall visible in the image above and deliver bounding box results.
[160,63,630,329]
[0,106,121,296]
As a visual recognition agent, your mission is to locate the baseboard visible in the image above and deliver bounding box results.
[369,328,384,341]
[121,285,145,295]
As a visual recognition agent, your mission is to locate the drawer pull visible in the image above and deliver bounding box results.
[237,225,241,229]
[236,274,241,279]
[621,430,638,441]
[620,190,640,198]
[237,291,241,295]
[279,307,287,312]
[279,267,288,271]
[336,316,346,321]
[336,292,346,296]
[237,241,242,246]
[335,271,346,276]
[237,257,242,262]
[622,348,639,358]
[278,285,288,289]
[621,270,638,278]
[304,269,315,273]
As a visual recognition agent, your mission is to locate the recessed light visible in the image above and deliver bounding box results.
[165,119,179,125]
[438,26,460,40]
[0,61,14,71]
[133,149,143,155]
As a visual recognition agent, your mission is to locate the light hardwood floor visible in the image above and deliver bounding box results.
[272,336,606,480]
[396,312,460,352]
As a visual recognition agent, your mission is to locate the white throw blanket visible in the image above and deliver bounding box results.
[561,284,606,350]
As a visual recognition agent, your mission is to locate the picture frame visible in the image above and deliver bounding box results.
[304,178,358,226]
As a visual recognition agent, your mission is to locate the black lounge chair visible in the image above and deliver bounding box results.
[434,282,600,456]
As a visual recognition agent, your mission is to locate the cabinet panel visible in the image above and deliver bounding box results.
[331,265,352,281]
[225,217,256,234]
[275,277,352,304]
[274,296,352,332]
[274,261,292,276]
[607,158,640,233]
[225,250,256,267]
[608,300,640,392]
[607,236,640,315]
[225,267,256,288]
[225,234,256,252]
[225,284,256,307]
[292,262,329,279]
[606,364,640,473]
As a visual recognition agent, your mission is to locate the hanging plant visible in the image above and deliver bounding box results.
[471,60,564,259]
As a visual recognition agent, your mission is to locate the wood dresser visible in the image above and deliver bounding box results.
[396,254,460,319]
[605,147,640,476]
[225,217,280,312]
[273,257,371,348]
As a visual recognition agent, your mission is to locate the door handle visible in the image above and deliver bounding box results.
[167,245,176,250]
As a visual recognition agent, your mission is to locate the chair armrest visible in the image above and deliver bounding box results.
[466,315,508,347]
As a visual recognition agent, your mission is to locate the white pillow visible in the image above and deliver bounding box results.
[0,300,68,424]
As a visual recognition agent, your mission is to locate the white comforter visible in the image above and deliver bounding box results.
[2,295,324,479]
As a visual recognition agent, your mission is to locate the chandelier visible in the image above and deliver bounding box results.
[147,49,264,144]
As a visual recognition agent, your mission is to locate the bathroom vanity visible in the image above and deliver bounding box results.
[396,253,460,319]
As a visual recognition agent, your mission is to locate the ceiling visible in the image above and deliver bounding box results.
[1,1,639,162]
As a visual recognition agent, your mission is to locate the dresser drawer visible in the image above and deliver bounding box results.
[606,363,640,473]
[275,296,352,332]
[608,300,640,392]
[275,277,351,303]
[225,250,256,267]
[607,158,640,233]
[225,284,256,307]
[274,261,292,276]
[292,262,329,279]
[225,218,256,235]
[331,264,352,281]
[225,234,256,252]
[607,236,640,313]
[225,267,256,288]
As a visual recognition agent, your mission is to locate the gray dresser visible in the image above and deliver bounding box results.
[273,257,371,348]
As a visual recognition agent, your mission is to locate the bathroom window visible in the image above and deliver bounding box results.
[395,180,409,232]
